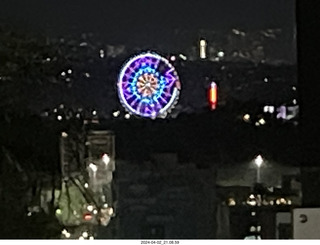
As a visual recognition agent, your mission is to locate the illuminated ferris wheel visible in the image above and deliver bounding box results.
[117,52,181,119]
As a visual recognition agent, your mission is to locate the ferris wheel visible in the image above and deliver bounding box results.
[117,52,181,119]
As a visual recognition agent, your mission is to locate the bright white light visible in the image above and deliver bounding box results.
[79,236,84,240]
[61,71,66,76]
[200,39,207,59]
[82,231,88,238]
[93,209,98,215]
[247,199,257,206]
[257,226,261,232]
[293,99,297,105]
[102,153,110,165]
[89,163,98,172]
[251,211,256,216]
[92,110,97,116]
[250,226,256,232]
[65,232,71,238]
[89,236,94,240]
[228,198,236,206]
[87,205,94,212]
[264,77,268,83]
[124,113,130,119]
[179,54,187,60]
[100,49,105,58]
[255,122,260,126]
[61,132,68,138]
[254,155,263,167]
[292,86,297,91]
[258,118,266,125]
[217,51,225,58]
[269,106,275,113]
[46,57,51,62]
[27,212,32,216]
[55,209,62,215]
[170,56,176,62]
[62,229,68,235]
[288,200,292,205]
[84,183,89,188]
[103,203,108,208]
[113,111,120,118]
[243,114,250,122]
[85,72,91,78]
[57,115,63,121]
[107,207,114,216]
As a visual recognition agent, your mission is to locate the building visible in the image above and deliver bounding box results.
[114,153,217,239]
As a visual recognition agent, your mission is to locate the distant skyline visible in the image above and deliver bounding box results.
[0,0,296,46]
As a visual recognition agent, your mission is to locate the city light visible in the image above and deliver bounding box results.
[102,153,110,166]
[87,205,94,212]
[61,132,68,138]
[254,155,263,167]
[99,49,105,58]
[83,213,93,221]
[82,231,88,238]
[84,183,89,188]
[264,105,275,113]
[107,207,114,216]
[208,82,217,110]
[124,113,131,119]
[247,194,257,206]
[254,155,263,183]
[179,54,187,60]
[243,114,250,122]
[200,39,207,59]
[258,118,266,125]
[217,51,225,58]
[89,163,98,172]
[227,197,236,206]
[113,110,120,118]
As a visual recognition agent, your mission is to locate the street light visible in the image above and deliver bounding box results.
[254,155,263,183]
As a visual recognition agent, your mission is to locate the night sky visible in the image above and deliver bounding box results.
[0,0,296,46]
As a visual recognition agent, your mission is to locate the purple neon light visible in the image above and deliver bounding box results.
[117,53,181,118]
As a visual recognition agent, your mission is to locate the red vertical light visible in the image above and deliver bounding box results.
[208,82,218,110]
